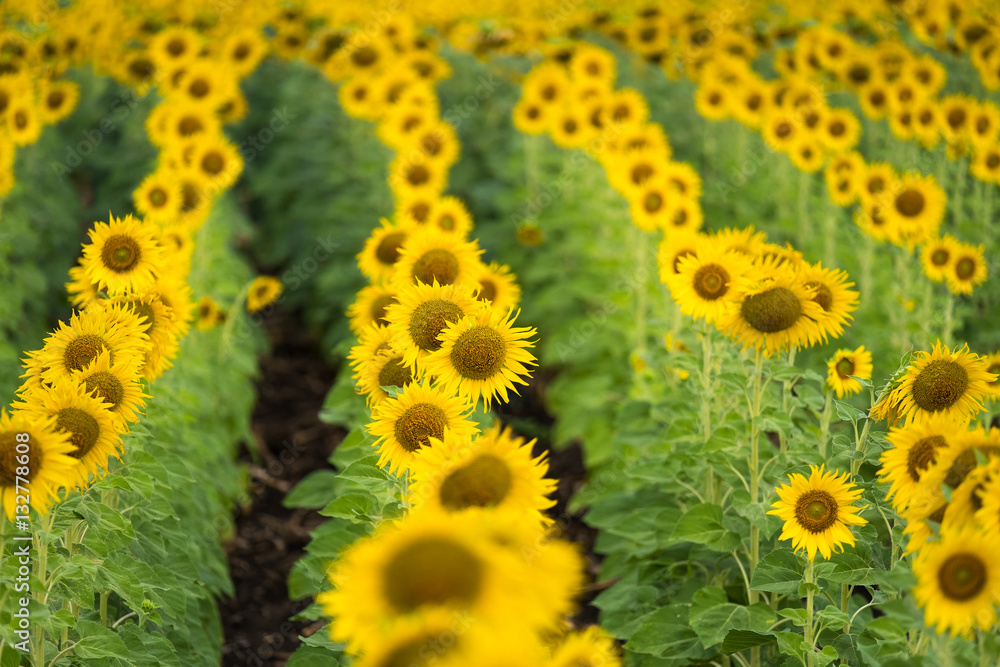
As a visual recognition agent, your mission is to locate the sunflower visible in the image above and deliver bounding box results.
[886,173,946,247]
[888,106,916,142]
[853,200,897,244]
[89,293,181,382]
[392,227,484,289]
[826,345,874,399]
[81,214,163,295]
[195,296,225,331]
[788,138,826,173]
[151,273,193,336]
[38,79,79,125]
[820,108,861,153]
[662,161,703,200]
[569,43,616,88]
[36,307,148,387]
[14,380,123,487]
[920,425,1000,501]
[974,463,1000,533]
[912,100,941,148]
[149,26,201,71]
[945,242,988,295]
[968,102,1000,151]
[378,103,435,149]
[768,464,868,561]
[548,626,623,667]
[858,162,896,206]
[163,100,221,142]
[339,78,379,120]
[939,458,999,532]
[347,608,476,667]
[367,382,479,475]
[913,526,1000,637]
[549,105,595,150]
[920,236,960,283]
[348,323,396,379]
[512,93,550,135]
[606,88,650,127]
[246,276,283,314]
[858,77,891,120]
[981,352,1000,402]
[191,137,243,191]
[871,341,996,425]
[73,351,149,429]
[318,510,581,655]
[610,150,664,199]
[425,196,474,238]
[6,98,42,146]
[357,218,415,284]
[133,170,182,223]
[409,121,461,167]
[712,226,769,257]
[388,154,448,199]
[762,109,800,152]
[879,412,966,511]
[0,410,78,521]
[721,267,826,356]
[666,243,754,325]
[358,349,414,407]
[66,262,101,309]
[221,28,268,78]
[799,262,859,342]
[628,179,673,232]
[970,144,1000,184]
[825,152,864,206]
[408,423,556,523]
[348,285,399,337]
[473,262,521,314]
[515,222,545,247]
[694,80,732,121]
[609,123,671,160]
[939,94,974,144]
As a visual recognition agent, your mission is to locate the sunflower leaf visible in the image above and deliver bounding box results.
[750,549,805,594]
[669,503,741,552]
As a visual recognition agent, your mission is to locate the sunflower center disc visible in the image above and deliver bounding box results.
[955,257,975,280]
[938,553,987,602]
[741,287,802,333]
[896,189,925,217]
[64,334,108,372]
[56,407,100,459]
[394,403,447,452]
[407,165,430,186]
[450,326,506,380]
[381,637,441,667]
[412,249,460,286]
[802,281,832,311]
[0,431,40,484]
[84,371,125,409]
[931,249,949,266]
[202,153,224,174]
[794,489,838,533]
[477,279,497,303]
[631,163,654,186]
[129,301,155,333]
[439,214,455,231]
[693,264,729,300]
[644,192,663,213]
[377,357,412,389]
[375,232,407,265]
[101,234,141,273]
[836,358,854,378]
[912,359,969,412]
[383,537,483,612]
[409,300,464,352]
[905,435,945,482]
[944,446,1000,489]
[439,454,513,510]
[149,188,167,206]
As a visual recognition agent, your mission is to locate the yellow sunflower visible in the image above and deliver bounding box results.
[426,196,474,237]
[858,162,897,206]
[81,214,164,295]
[712,226,768,257]
[472,262,521,314]
[347,285,398,338]
[357,349,414,408]
[348,608,482,667]
[939,459,999,533]
[666,243,754,325]
[826,345,873,399]
[72,351,149,429]
[133,170,182,224]
[920,425,1000,500]
[662,161,703,200]
[366,382,479,474]
[513,93,550,135]
[0,410,78,521]
[945,242,988,296]
[88,293,182,382]
[392,227,484,289]
[853,200,898,244]
[974,464,1000,534]
[548,626,623,667]
[656,229,707,282]
[14,380,122,487]
[383,281,480,374]
[36,307,148,387]
[348,323,396,379]
[913,526,1000,637]
[388,155,448,199]
[421,305,537,410]
[768,464,868,561]
[6,98,42,146]
[819,107,861,153]
[879,412,966,511]
[870,341,996,425]
[407,423,556,523]
[981,352,1000,402]
[195,296,225,331]
[720,267,826,357]
[246,276,283,314]
[920,236,960,283]
[357,218,416,284]
[799,262,859,343]
[38,79,79,125]
[886,173,946,247]
[66,262,101,310]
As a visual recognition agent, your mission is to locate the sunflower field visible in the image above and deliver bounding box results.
[3,0,1000,665]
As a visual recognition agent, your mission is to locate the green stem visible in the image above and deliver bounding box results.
[798,169,813,248]
[823,206,836,270]
[942,292,954,348]
[840,583,851,634]
[100,590,109,627]
[747,349,767,667]
[805,560,816,667]
[818,389,834,460]
[702,327,715,503]
[780,347,797,453]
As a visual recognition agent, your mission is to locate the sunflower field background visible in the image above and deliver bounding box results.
[2,0,1000,665]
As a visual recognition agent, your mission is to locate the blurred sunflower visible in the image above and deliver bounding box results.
[347,285,398,336]
[195,296,225,331]
[426,196,474,237]
[945,242,988,295]
[246,276,283,314]
[512,93,549,135]
[0,410,77,521]
[472,261,521,314]
[408,423,555,522]
[826,345,873,399]
[879,412,965,510]
[920,236,960,283]
[913,526,1000,637]
[133,170,182,223]
[886,173,946,247]
[81,214,163,294]
[548,626,623,667]
[768,464,868,561]
[357,218,416,284]
[367,382,478,474]
[38,79,79,125]
[392,227,483,288]
[348,323,395,380]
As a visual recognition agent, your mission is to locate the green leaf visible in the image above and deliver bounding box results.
[72,620,133,660]
[774,631,807,661]
[867,616,907,641]
[835,400,867,425]
[284,470,340,508]
[816,607,851,633]
[814,552,876,585]
[625,604,705,660]
[721,630,776,654]
[689,587,775,648]
[777,608,809,626]
[286,646,344,666]
[750,549,804,594]
[319,493,377,522]
[669,503,741,552]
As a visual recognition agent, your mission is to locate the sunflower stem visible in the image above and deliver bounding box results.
[822,205,836,270]
[220,279,255,359]
[747,349,766,667]
[798,169,813,249]
[702,327,715,504]
[951,156,966,225]
[941,292,954,348]
[818,389,833,460]
[100,590,109,627]
[804,559,816,667]
[859,233,874,306]
[840,583,850,634]
[779,347,797,453]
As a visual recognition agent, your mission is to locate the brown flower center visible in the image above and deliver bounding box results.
[794,489,839,533]
[393,403,448,453]
[911,360,969,412]
[55,407,100,459]
[64,334,109,372]
[692,264,729,301]
[450,326,506,380]
[895,189,925,218]
[905,435,945,482]
[377,357,412,389]
[439,454,512,510]
[408,299,464,352]
[412,249,460,286]
[376,232,407,265]
[383,538,483,612]
[937,553,987,602]
[101,234,141,273]
[741,287,802,333]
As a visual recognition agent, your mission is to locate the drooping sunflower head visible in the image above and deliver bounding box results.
[826,344,873,399]
[913,525,1000,637]
[422,304,537,410]
[81,214,164,295]
[768,464,868,561]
